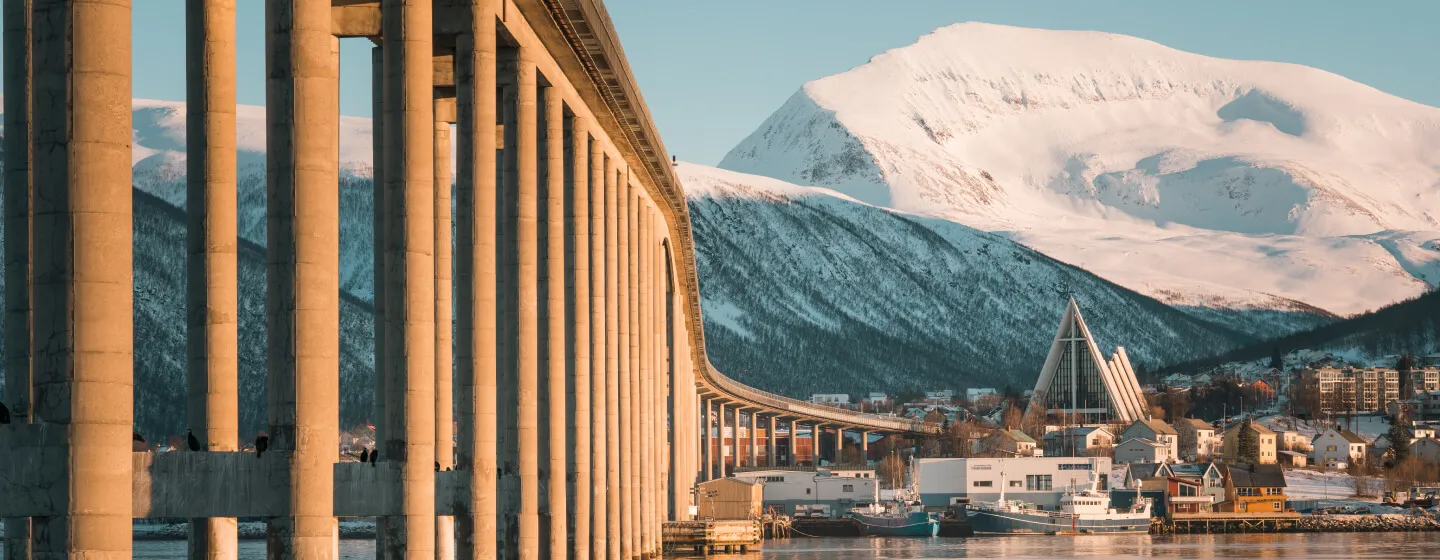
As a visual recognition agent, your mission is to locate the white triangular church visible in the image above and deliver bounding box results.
[1025,297,1149,423]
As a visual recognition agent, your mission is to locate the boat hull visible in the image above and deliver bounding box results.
[849,513,940,537]
[967,509,1149,535]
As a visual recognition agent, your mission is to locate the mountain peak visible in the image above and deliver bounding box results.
[718,23,1440,318]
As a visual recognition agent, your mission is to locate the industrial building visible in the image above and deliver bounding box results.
[910,457,1114,508]
[731,469,878,518]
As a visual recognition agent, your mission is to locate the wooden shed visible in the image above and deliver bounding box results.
[697,478,764,520]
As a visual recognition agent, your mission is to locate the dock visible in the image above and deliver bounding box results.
[662,520,763,555]
[1164,512,1302,533]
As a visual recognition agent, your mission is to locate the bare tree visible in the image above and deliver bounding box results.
[876,454,907,490]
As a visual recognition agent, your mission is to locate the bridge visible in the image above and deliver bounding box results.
[0,1,941,560]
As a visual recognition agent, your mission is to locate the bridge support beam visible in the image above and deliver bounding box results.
[370,40,392,560]
[569,114,593,560]
[701,400,712,481]
[588,136,608,560]
[27,0,135,558]
[434,93,456,560]
[766,417,776,468]
[835,427,844,464]
[1,0,32,558]
[380,0,437,558]
[454,5,500,558]
[541,79,567,560]
[514,45,541,560]
[812,424,820,466]
[789,420,797,467]
[748,412,758,469]
[731,406,741,475]
[861,431,869,463]
[186,1,239,559]
[266,4,341,559]
[638,202,653,557]
[604,153,621,560]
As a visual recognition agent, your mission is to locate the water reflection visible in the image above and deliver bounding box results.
[669,533,1440,559]
[0,534,1435,559]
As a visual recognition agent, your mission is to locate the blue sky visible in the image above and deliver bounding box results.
[8,1,1438,165]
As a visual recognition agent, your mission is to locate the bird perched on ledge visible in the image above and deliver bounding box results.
[187,429,201,452]
[360,448,370,463]
[255,432,270,459]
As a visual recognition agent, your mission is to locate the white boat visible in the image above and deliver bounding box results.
[966,464,1152,535]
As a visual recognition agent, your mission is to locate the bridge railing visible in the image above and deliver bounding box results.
[698,362,942,435]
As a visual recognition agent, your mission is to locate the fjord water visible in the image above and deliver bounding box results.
[5,534,1437,559]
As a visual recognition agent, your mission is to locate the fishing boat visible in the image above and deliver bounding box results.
[847,502,940,537]
[966,468,1152,535]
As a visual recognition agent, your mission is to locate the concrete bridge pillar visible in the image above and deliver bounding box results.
[788,420,798,467]
[731,406,741,475]
[370,41,391,560]
[569,114,593,560]
[186,1,239,559]
[540,82,567,560]
[835,427,844,464]
[381,0,437,558]
[435,93,456,560]
[28,0,134,558]
[453,5,499,558]
[603,154,621,560]
[1,1,33,557]
[637,204,653,557]
[264,2,340,559]
[717,402,727,478]
[587,139,608,560]
[766,417,776,468]
[748,412,758,469]
[812,424,821,466]
[513,46,541,560]
[701,399,712,481]
[618,176,635,560]
[861,431,869,463]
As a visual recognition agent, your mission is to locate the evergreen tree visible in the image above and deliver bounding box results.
[1236,419,1260,464]
[1268,346,1285,371]
[1389,412,1412,464]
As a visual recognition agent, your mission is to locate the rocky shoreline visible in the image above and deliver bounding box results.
[1296,514,1440,532]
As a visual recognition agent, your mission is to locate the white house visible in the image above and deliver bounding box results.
[911,457,1113,508]
[1042,426,1115,457]
[1120,419,1178,462]
[732,469,878,517]
[1176,418,1218,461]
[924,390,956,404]
[1311,427,1368,468]
[810,394,850,406]
[1276,430,1312,453]
[966,388,998,402]
[1414,438,1440,463]
[1115,438,1169,464]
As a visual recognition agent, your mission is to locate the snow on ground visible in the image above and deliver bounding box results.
[1285,469,1377,502]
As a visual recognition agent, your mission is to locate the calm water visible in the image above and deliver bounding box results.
[3,534,1439,559]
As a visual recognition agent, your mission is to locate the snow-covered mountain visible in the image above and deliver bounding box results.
[682,163,1260,394]
[720,23,1440,321]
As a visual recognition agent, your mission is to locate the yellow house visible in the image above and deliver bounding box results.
[1218,463,1288,514]
[1222,420,1277,465]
